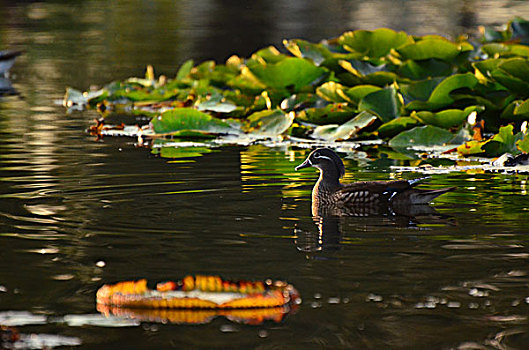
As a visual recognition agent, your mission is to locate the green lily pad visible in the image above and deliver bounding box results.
[388,125,454,149]
[377,116,420,138]
[406,73,478,111]
[481,124,524,156]
[343,85,381,104]
[514,98,529,116]
[358,86,401,122]
[312,111,378,141]
[517,135,529,153]
[176,59,194,80]
[413,106,484,129]
[338,28,411,58]
[296,103,357,125]
[247,57,326,91]
[283,39,331,66]
[316,82,350,103]
[397,37,472,62]
[398,59,453,80]
[244,109,294,136]
[151,108,235,136]
[195,94,238,113]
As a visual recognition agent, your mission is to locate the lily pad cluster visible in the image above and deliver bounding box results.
[64,18,529,158]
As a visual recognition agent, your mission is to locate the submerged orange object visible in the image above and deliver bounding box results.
[96,275,301,310]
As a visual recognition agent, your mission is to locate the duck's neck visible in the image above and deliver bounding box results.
[313,166,341,197]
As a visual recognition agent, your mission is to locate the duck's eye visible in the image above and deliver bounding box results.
[313,152,321,158]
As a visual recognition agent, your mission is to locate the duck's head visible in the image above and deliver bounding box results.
[295,148,345,178]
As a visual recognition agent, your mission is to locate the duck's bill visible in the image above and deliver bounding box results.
[295,159,312,171]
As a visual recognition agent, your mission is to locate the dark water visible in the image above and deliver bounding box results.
[2,1,529,349]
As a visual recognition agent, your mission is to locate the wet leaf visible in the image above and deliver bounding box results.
[343,85,381,104]
[398,59,453,80]
[296,102,357,125]
[481,124,524,156]
[283,39,331,66]
[397,37,472,62]
[377,116,420,138]
[456,140,486,156]
[316,82,350,103]
[413,106,484,129]
[358,86,401,122]
[406,73,478,111]
[151,108,235,136]
[176,59,194,80]
[247,57,326,91]
[388,125,454,149]
[243,109,294,136]
[338,28,411,58]
[195,94,238,113]
[517,135,529,153]
[312,111,378,141]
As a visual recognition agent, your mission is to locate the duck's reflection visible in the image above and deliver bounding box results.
[295,203,453,254]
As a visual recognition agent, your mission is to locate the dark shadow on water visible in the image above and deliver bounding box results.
[295,203,454,254]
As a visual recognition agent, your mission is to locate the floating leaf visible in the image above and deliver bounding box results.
[413,106,484,129]
[481,124,524,156]
[316,82,350,103]
[517,135,529,153]
[456,140,486,156]
[358,86,401,122]
[312,111,377,141]
[247,57,326,91]
[388,125,454,149]
[176,59,194,80]
[338,28,411,58]
[283,39,331,66]
[343,85,381,104]
[377,117,420,138]
[151,108,235,136]
[195,94,238,113]
[398,59,453,80]
[406,73,478,111]
[244,109,294,136]
[397,37,471,62]
[295,103,356,125]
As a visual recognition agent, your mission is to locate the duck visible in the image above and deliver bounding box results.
[295,148,454,216]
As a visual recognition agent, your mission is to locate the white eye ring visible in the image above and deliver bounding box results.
[313,152,332,161]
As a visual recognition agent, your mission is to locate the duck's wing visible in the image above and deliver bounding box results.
[335,180,413,205]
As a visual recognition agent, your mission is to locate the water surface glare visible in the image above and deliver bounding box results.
[2,1,529,349]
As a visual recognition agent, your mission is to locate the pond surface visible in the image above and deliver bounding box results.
[1,1,529,349]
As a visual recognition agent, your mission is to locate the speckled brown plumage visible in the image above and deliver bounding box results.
[295,148,454,216]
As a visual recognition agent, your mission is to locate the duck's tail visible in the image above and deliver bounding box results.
[408,187,455,204]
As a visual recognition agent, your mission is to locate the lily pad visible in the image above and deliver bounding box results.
[413,106,484,129]
[316,82,350,103]
[283,39,331,66]
[151,108,235,136]
[296,103,357,125]
[406,73,478,111]
[377,116,420,138]
[397,37,472,62]
[243,109,294,136]
[338,28,411,58]
[358,86,401,122]
[388,125,454,149]
[176,59,194,80]
[481,124,524,156]
[247,57,326,91]
[312,111,378,141]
